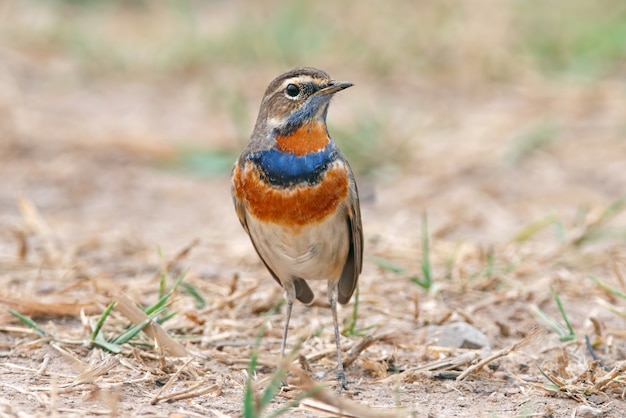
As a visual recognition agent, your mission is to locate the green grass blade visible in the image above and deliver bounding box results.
[552,219,566,242]
[374,214,433,289]
[182,282,206,308]
[243,307,274,418]
[513,214,559,243]
[342,286,378,337]
[243,349,265,416]
[574,196,626,245]
[536,362,563,391]
[484,248,495,278]
[9,309,49,337]
[551,287,575,340]
[145,292,173,316]
[589,275,626,300]
[259,342,303,411]
[157,246,167,298]
[421,213,432,286]
[412,213,433,289]
[145,270,188,316]
[110,306,169,345]
[372,213,433,289]
[371,256,406,275]
[90,301,123,353]
[110,317,152,345]
[171,268,189,291]
[597,195,626,227]
[531,305,568,340]
[243,368,257,418]
[531,290,575,342]
[342,285,359,336]
[90,301,115,343]
[156,310,178,325]
[259,367,288,409]
[92,334,123,354]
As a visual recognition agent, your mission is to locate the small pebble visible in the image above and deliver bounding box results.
[575,405,604,418]
[424,322,491,349]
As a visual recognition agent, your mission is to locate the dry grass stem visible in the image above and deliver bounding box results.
[595,361,626,391]
[0,298,97,318]
[72,356,120,385]
[157,379,222,403]
[456,328,543,381]
[150,356,196,404]
[49,343,87,372]
[153,238,200,281]
[114,293,188,357]
[292,367,407,417]
[17,195,62,264]
[36,353,51,376]
[342,335,377,369]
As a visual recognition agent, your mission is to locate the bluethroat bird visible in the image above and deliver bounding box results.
[231,67,363,389]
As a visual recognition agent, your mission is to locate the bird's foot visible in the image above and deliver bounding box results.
[336,370,348,392]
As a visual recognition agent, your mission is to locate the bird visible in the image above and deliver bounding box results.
[231,67,363,389]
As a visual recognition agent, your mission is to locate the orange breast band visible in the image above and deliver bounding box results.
[233,161,349,229]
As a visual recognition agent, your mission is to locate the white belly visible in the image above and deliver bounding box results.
[246,207,350,283]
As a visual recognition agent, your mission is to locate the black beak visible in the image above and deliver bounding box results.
[318,81,354,95]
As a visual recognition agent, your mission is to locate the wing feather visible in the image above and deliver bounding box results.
[337,165,363,305]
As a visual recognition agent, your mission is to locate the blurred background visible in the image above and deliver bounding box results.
[2,0,625,238]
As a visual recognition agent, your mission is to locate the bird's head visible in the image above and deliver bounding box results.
[254,67,353,137]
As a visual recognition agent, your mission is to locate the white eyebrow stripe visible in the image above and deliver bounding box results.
[281,75,317,87]
[271,76,324,96]
[267,74,325,98]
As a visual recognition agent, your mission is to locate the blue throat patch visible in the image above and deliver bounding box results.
[248,143,338,187]
[278,95,331,137]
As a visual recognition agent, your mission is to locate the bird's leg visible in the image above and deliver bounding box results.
[329,282,347,390]
[280,298,293,358]
[278,288,296,387]
[280,283,298,359]
[276,295,294,390]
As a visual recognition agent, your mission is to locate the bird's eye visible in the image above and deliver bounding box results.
[285,83,300,97]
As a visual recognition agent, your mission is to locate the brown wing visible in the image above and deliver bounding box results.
[337,168,363,305]
[232,181,251,234]
[232,182,314,304]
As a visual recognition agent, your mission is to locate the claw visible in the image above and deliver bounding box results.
[336,369,348,391]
